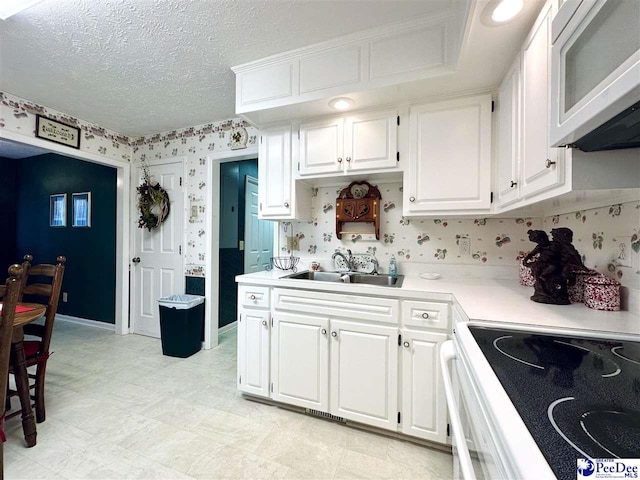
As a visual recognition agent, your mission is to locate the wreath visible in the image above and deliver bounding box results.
[137,162,170,231]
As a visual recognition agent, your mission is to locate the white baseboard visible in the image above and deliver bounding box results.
[56,314,116,332]
[218,321,237,335]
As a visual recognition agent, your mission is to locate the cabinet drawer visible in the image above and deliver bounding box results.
[239,285,270,309]
[402,300,449,330]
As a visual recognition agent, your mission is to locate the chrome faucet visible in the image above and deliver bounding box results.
[332,250,354,272]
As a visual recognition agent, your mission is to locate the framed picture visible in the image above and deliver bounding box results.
[50,194,67,227]
[36,115,81,149]
[72,192,91,227]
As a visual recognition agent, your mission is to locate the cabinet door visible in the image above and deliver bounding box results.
[344,109,398,172]
[401,330,447,444]
[329,320,398,430]
[299,117,344,176]
[237,307,270,398]
[258,125,293,218]
[271,312,329,411]
[496,55,521,208]
[404,95,492,214]
[520,0,565,199]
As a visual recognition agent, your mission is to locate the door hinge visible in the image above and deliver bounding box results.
[397,412,401,424]
[271,318,274,327]
[239,314,242,322]
[397,115,400,126]
[490,192,494,204]
[297,162,300,171]
[271,383,274,393]
[297,130,300,140]
[491,101,495,112]
[259,202,262,211]
[239,375,242,384]
[179,177,182,186]
[398,334,402,346]
[396,152,400,162]
[260,136,263,144]
[447,423,451,437]
[179,245,182,255]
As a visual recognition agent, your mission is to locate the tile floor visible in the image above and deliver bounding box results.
[4,321,453,479]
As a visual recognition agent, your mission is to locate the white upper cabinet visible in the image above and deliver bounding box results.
[551,0,640,147]
[404,94,492,215]
[298,117,344,175]
[298,109,399,177]
[495,55,521,208]
[519,0,567,199]
[344,109,398,172]
[258,124,311,220]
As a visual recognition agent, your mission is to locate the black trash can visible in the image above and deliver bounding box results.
[157,294,205,358]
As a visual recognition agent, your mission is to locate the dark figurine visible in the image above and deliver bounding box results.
[551,227,586,286]
[524,229,570,305]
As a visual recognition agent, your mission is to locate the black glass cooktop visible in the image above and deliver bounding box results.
[469,326,640,480]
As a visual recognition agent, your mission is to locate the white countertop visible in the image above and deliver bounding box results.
[236,270,640,336]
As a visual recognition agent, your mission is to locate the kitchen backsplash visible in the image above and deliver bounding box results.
[130,120,259,276]
[281,184,640,292]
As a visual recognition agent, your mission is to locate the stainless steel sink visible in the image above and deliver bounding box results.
[282,271,404,288]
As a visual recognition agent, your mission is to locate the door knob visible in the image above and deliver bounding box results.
[409,196,416,203]
[284,202,289,208]
[545,159,556,168]
[132,257,141,264]
[262,320,267,326]
[403,341,410,348]
[250,295,257,300]
[338,157,343,163]
[421,312,430,319]
[321,329,327,335]
[331,331,337,337]
[346,157,351,162]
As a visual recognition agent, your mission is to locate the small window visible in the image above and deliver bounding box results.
[49,194,67,227]
[72,192,91,228]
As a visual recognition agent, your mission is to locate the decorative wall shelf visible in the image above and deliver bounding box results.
[335,181,381,240]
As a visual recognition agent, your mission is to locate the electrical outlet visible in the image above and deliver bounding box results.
[286,236,299,251]
[62,292,68,302]
[615,237,632,268]
[459,235,470,255]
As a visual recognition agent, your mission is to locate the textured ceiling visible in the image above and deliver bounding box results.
[0,0,454,136]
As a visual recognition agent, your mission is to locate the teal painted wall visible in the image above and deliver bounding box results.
[0,157,18,274]
[16,153,117,323]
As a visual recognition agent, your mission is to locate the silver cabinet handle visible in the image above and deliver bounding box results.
[250,295,256,300]
[284,202,289,208]
[262,320,267,326]
[422,312,430,319]
[403,341,410,348]
[331,331,337,337]
[409,196,415,203]
[545,159,556,168]
[346,157,351,162]
[337,157,343,163]
[321,328,327,335]
[132,257,140,264]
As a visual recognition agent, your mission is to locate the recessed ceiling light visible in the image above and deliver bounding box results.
[491,0,524,23]
[0,0,44,20]
[329,97,355,111]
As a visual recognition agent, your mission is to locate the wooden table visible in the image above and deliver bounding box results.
[11,302,46,447]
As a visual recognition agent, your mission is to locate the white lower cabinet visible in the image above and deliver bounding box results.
[237,307,270,398]
[271,312,329,411]
[401,329,448,443]
[330,319,399,431]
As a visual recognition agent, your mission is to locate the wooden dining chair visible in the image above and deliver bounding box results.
[0,265,23,470]
[0,255,31,301]
[6,256,65,424]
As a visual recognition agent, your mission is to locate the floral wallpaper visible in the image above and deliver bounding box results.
[543,201,640,291]
[0,91,131,163]
[281,182,543,269]
[130,120,259,277]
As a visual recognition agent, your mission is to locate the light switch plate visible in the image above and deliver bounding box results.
[287,236,299,251]
[459,235,470,256]
[615,236,632,268]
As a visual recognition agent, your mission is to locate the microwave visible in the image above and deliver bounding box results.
[550,0,640,150]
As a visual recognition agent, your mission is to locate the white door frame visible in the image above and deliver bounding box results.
[206,147,259,349]
[0,129,130,335]
[129,157,187,337]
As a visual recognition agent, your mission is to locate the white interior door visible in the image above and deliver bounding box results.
[244,176,273,273]
[132,161,185,338]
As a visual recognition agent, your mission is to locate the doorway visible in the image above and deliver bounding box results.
[218,159,274,329]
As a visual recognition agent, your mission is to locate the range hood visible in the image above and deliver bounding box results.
[572,101,640,152]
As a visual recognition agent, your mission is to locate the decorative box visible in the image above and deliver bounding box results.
[568,269,600,303]
[584,275,621,311]
[517,252,536,287]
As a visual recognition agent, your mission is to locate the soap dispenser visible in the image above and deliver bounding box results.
[389,255,398,278]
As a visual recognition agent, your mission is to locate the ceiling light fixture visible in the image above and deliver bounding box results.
[329,97,355,111]
[0,0,45,20]
[491,0,524,23]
